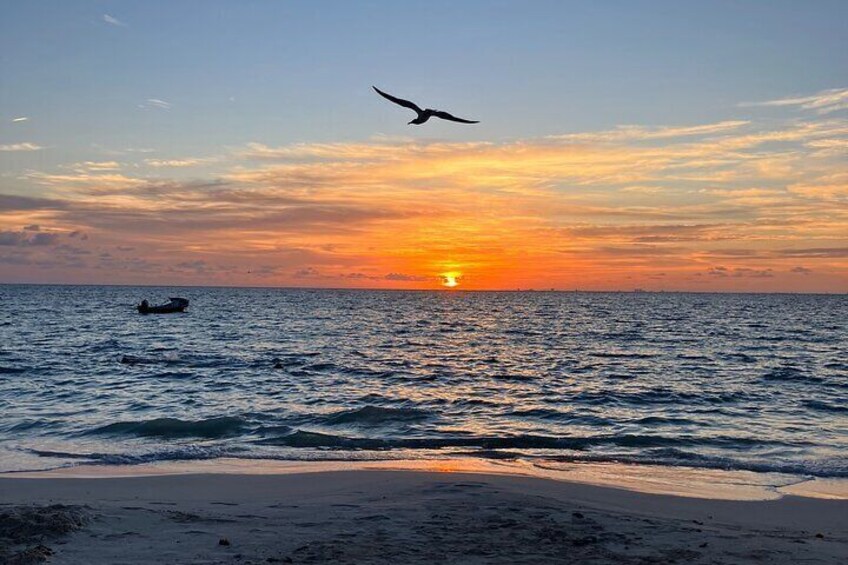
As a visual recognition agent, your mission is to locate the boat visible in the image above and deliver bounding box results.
[137,297,189,314]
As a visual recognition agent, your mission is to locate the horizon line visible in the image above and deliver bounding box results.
[0,282,845,296]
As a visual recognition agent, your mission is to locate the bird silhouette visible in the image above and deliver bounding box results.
[373,86,479,125]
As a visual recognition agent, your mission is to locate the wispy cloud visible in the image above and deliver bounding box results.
[145,158,214,168]
[804,138,848,156]
[102,14,127,27]
[139,98,172,110]
[11,117,29,123]
[740,87,848,114]
[705,266,774,278]
[91,144,155,156]
[68,161,122,172]
[28,171,147,194]
[5,95,847,290]
[549,120,751,143]
[0,142,42,152]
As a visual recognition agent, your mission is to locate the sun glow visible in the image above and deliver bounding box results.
[441,272,461,288]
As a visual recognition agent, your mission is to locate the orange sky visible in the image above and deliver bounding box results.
[2,99,847,292]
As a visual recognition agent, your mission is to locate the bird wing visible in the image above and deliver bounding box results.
[373,86,422,113]
[432,110,479,124]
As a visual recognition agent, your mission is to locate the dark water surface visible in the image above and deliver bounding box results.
[1,285,846,477]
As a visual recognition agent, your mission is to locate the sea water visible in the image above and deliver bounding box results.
[1,285,846,479]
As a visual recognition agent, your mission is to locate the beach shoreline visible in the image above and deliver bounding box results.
[6,456,848,501]
[2,463,846,563]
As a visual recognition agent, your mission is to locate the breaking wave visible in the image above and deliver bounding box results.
[84,417,247,439]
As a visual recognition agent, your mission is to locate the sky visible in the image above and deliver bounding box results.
[1,0,846,291]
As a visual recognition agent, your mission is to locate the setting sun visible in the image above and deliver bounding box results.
[441,272,461,288]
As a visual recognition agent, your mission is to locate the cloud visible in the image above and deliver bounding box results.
[91,144,155,156]
[293,267,321,278]
[740,87,848,114]
[68,161,122,172]
[234,119,846,197]
[139,98,172,110]
[775,247,848,258]
[0,142,42,151]
[566,223,730,243]
[549,120,751,143]
[790,266,812,275]
[102,14,127,27]
[4,95,847,290]
[168,260,236,276]
[0,230,59,247]
[332,271,435,282]
[805,138,848,151]
[242,140,493,161]
[706,266,774,278]
[0,193,66,211]
[28,171,148,194]
[384,272,433,282]
[730,267,774,278]
[145,158,212,168]
[788,181,847,202]
[30,232,60,246]
[11,117,29,123]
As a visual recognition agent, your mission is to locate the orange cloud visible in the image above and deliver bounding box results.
[3,116,847,291]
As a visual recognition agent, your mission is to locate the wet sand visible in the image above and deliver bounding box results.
[2,464,846,564]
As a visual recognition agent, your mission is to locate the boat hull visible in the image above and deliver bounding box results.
[137,305,187,314]
[137,297,189,314]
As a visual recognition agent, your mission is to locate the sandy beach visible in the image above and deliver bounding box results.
[2,463,846,564]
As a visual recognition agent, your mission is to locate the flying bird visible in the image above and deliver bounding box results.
[373,86,479,125]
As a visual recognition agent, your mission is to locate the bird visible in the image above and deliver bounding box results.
[373,86,479,125]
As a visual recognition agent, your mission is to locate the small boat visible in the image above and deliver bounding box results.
[137,297,189,314]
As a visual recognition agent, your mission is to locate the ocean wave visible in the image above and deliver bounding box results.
[302,362,339,372]
[761,366,823,384]
[119,355,176,366]
[630,416,696,425]
[572,388,756,406]
[6,419,63,433]
[27,444,243,465]
[324,405,431,426]
[536,449,848,478]
[255,430,795,451]
[256,424,294,436]
[83,416,247,439]
[803,399,848,414]
[590,351,657,359]
[120,353,235,369]
[23,445,848,479]
[258,430,389,449]
[255,431,583,450]
[507,409,613,425]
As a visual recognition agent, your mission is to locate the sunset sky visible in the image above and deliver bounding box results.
[1,1,846,291]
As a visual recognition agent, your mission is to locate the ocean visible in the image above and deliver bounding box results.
[1,285,846,478]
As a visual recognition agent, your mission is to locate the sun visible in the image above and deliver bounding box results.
[440,272,461,288]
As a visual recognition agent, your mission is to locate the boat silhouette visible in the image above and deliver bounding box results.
[137,297,189,314]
